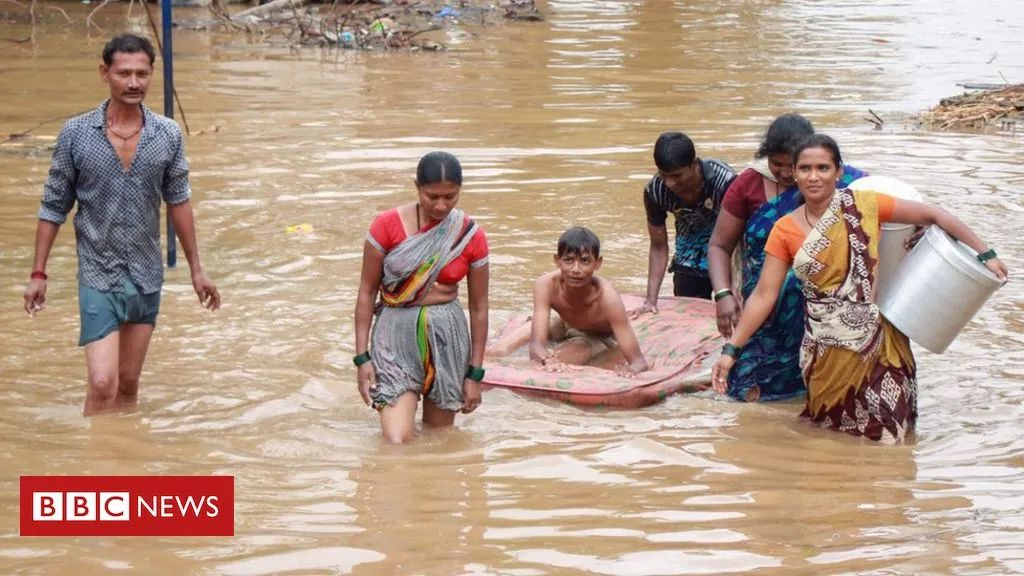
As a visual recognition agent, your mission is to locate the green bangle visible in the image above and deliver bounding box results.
[712,288,733,302]
[353,351,372,367]
[721,343,743,358]
[977,249,997,263]
[465,365,486,382]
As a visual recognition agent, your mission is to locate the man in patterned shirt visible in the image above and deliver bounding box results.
[634,132,736,314]
[22,34,220,416]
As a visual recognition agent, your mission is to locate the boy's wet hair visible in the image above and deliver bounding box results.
[653,132,696,172]
[103,33,156,67]
[416,151,463,186]
[557,227,601,259]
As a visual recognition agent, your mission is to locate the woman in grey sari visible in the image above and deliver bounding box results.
[353,152,490,443]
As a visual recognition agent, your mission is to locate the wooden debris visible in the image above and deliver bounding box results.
[863,108,884,130]
[918,84,1024,131]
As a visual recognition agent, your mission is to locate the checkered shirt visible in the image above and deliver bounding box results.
[38,99,191,294]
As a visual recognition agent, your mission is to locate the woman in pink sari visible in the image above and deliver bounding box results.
[353,152,489,444]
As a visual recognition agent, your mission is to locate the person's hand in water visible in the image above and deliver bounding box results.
[711,354,735,394]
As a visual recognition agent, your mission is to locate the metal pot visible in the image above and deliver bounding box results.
[877,225,1004,353]
[847,175,922,300]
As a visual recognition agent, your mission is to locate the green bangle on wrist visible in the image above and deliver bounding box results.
[977,248,997,264]
[353,351,372,367]
[712,288,733,302]
[722,343,743,358]
[465,365,486,382]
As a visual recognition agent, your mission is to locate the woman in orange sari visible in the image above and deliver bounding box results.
[712,135,1008,442]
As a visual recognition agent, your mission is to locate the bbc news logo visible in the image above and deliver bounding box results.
[21,476,233,536]
[32,491,220,521]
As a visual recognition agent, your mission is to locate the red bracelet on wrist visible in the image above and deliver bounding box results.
[30,271,47,281]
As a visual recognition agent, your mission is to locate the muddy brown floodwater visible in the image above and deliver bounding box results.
[1,0,1023,574]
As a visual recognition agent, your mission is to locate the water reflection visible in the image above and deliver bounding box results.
[349,431,491,575]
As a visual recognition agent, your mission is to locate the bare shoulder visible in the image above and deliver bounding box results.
[535,270,559,291]
[593,276,625,310]
[594,275,621,298]
[393,202,418,231]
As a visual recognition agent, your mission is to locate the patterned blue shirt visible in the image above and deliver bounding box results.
[643,158,737,276]
[38,100,191,294]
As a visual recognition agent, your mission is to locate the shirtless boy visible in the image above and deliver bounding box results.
[491,227,648,374]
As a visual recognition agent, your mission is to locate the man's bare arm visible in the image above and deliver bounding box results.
[641,223,669,313]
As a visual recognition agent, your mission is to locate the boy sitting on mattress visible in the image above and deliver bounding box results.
[490,227,649,375]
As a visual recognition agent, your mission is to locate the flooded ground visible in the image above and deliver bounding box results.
[1,0,1023,574]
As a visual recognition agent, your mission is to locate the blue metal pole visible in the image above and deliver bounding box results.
[162,0,177,268]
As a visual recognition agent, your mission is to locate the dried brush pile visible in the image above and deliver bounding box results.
[918,84,1024,131]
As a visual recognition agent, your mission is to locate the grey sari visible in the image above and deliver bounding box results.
[367,208,484,411]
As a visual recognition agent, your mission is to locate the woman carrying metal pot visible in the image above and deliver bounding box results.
[712,135,1007,442]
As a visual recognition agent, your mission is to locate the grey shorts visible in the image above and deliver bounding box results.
[78,278,161,346]
[549,314,618,356]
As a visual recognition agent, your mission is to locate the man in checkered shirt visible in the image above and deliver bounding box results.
[22,34,220,416]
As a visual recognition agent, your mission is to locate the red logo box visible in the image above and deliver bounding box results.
[21,476,233,536]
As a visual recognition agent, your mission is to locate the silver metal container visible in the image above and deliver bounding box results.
[847,175,922,300]
[877,225,1004,353]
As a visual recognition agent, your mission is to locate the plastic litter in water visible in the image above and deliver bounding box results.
[286,223,314,234]
[435,6,460,18]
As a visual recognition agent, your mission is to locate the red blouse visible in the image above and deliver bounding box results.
[367,208,489,285]
[721,168,779,221]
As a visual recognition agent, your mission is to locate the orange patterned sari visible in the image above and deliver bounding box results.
[793,189,917,442]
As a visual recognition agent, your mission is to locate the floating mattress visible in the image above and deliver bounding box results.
[483,295,723,408]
